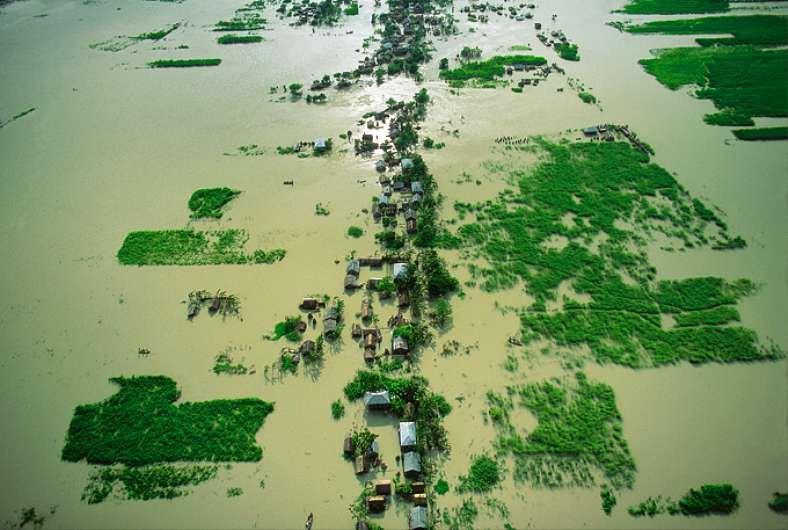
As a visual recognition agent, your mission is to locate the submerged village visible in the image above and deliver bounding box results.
[0,0,787,529]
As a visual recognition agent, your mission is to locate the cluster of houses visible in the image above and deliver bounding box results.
[345,390,429,530]
[461,1,536,22]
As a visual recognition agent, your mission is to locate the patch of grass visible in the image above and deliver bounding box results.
[440,54,547,82]
[677,483,739,515]
[62,376,274,465]
[148,58,222,68]
[458,455,502,493]
[623,15,788,47]
[344,370,451,450]
[331,399,345,419]
[509,44,531,51]
[217,34,263,44]
[136,23,180,40]
[617,0,728,14]
[347,225,364,238]
[491,372,636,489]
[188,187,240,219]
[768,492,788,513]
[271,316,303,341]
[447,139,780,368]
[117,229,285,266]
[601,485,617,515]
[638,46,787,125]
[555,42,579,61]
[732,126,788,141]
[82,464,218,504]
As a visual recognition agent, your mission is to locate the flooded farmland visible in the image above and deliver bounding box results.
[0,0,786,529]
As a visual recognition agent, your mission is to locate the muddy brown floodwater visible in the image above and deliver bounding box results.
[0,0,786,528]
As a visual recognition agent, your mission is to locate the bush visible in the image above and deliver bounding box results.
[330,400,345,419]
[347,226,364,238]
[458,455,501,493]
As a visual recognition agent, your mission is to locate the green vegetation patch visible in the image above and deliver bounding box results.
[117,229,285,266]
[347,225,364,238]
[188,187,241,219]
[213,352,250,375]
[623,15,788,47]
[457,455,502,493]
[733,126,788,141]
[62,376,274,465]
[617,0,728,14]
[82,464,218,504]
[148,59,222,68]
[601,485,617,515]
[638,46,787,125]
[768,492,788,513]
[628,483,739,516]
[440,54,547,82]
[331,399,345,419]
[491,372,636,489]
[270,316,304,341]
[344,370,451,450]
[136,23,180,40]
[578,91,596,104]
[449,139,777,368]
[555,42,579,61]
[217,34,263,44]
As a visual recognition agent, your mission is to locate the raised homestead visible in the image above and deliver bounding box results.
[399,421,417,450]
[403,451,422,478]
[364,390,391,410]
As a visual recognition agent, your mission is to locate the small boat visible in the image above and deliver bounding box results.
[305,512,313,530]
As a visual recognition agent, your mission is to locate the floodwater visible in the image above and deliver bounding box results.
[0,0,786,529]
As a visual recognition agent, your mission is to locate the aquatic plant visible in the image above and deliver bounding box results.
[188,187,240,219]
[62,376,274,465]
[217,34,263,44]
[601,485,617,515]
[331,399,345,419]
[457,455,502,493]
[118,229,285,266]
[440,54,547,82]
[148,59,222,68]
[732,126,788,141]
[82,464,218,503]
[347,226,363,238]
[616,0,728,14]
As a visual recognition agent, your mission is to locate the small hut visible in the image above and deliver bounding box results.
[376,160,387,172]
[351,323,363,338]
[392,262,409,281]
[399,421,417,450]
[403,451,422,478]
[397,290,410,307]
[299,298,319,310]
[344,274,359,290]
[361,298,373,320]
[409,506,428,530]
[401,158,414,172]
[583,126,599,137]
[366,495,386,513]
[413,493,427,506]
[343,436,354,456]
[374,479,392,495]
[406,217,417,234]
[324,317,338,336]
[367,277,382,290]
[392,180,405,192]
[347,260,361,277]
[411,481,426,494]
[355,455,368,474]
[392,336,410,356]
[364,347,376,363]
[314,137,328,153]
[364,390,391,411]
[299,340,315,357]
[356,522,369,530]
[410,181,423,194]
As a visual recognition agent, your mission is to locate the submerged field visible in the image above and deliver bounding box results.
[0,0,786,528]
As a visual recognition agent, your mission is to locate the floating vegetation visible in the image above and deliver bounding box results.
[217,34,263,44]
[732,126,788,141]
[62,376,274,465]
[330,399,345,419]
[0,107,36,129]
[621,15,788,47]
[186,290,241,320]
[627,483,739,516]
[601,485,617,515]
[616,0,728,14]
[82,464,218,504]
[448,139,781,368]
[768,492,788,513]
[457,455,502,493]
[344,370,451,450]
[188,187,241,219]
[148,58,222,68]
[490,372,636,489]
[440,54,547,83]
[213,351,250,375]
[347,226,364,238]
[637,46,786,126]
[136,23,180,40]
[555,42,579,62]
[117,229,285,266]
